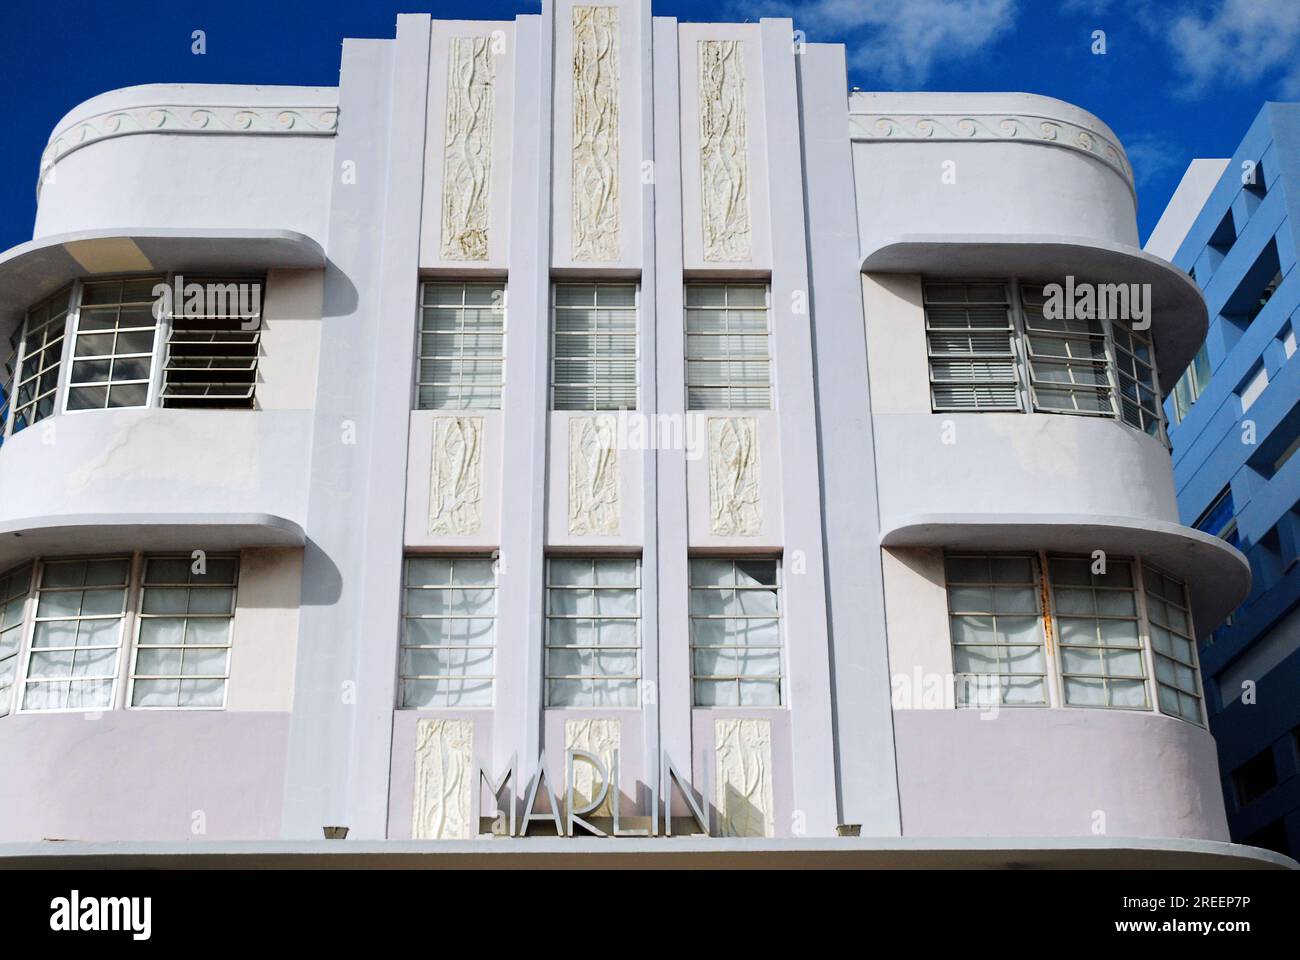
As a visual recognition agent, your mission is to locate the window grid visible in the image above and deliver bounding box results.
[21,557,131,712]
[685,283,771,410]
[0,326,20,442]
[417,281,506,410]
[12,286,71,432]
[545,557,640,707]
[944,554,1047,706]
[1020,283,1116,417]
[161,277,263,409]
[1142,563,1202,724]
[1112,321,1165,440]
[689,558,782,706]
[0,564,33,716]
[1048,556,1149,710]
[550,283,638,411]
[128,555,239,709]
[65,278,161,412]
[400,556,496,708]
[924,281,1023,412]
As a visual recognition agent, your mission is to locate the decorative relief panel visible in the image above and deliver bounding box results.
[708,417,760,536]
[569,415,620,536]
[429,416,483,536]
[412,718,474,840]
[715,718,774,838]
[847,113,1134,191]
[565,718,621,817]
[40,104,339,187]
[571,6,621,262]
[698,40,752,262]
[440,37,497,260]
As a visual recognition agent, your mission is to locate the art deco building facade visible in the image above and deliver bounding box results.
[0,3,1287,867]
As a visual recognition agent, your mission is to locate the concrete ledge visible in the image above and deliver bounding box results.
[0,228,326,326]
[860,233,1207,392]
[0,836,1292,870]
[882,512,1250,632]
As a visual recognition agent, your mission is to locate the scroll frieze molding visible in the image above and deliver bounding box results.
[565,718,621,817]
[571,5,622,262]
[708,416,761,537]
[441,37,497,261]
[569,415,620,536]
[848,112,1134,192]
[698,39,752,262]
[429,416,484,536]
[412,718,475,840]
[715,718,775,838]
[40,105,340,186]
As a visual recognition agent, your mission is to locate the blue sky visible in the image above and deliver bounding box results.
[2,0,1298,252]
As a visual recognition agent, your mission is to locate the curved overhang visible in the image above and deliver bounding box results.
[860,233,1206,393]
[0,513,304,571]
[882,513,1250,633]
[0,227,326,328]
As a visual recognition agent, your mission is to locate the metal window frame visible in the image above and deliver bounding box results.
[398,554,497,709]
[1139,561,1205,725]
[8,284,76,437]
[0,562,36,717]
[943,552,1050,707]
[61,276,165,416]
[683,282,773,411]
[543,555,642,708]
[925,279,1025,413]
[1046,553,1151,712]
[415,279,507,412]
[687,556,784,707]
[1018,280,1119,420]
[15,554,136,715]
[125,553,240,711]
[549,282,640,412]
[158,274,265,410]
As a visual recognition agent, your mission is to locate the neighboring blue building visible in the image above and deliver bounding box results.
[1148,102,1300,859]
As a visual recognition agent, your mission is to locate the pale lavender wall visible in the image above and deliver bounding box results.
[0,713,288,842]
[894,709,1230,840]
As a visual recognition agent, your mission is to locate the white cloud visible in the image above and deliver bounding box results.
[1117,132,1183,187]
[1161,0,1300,98]
[759,0,1019,85]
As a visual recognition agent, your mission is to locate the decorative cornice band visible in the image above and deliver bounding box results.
[848,113,1133,192]
[40,104,340,187]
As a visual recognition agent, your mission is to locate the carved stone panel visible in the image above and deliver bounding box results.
[708,416,760,536]
[565,717,620,817]
[441,37,496,261]
[569,415,620,535]
[714,718,774,837]
[430,416,483,536]
[571,6,621,262]
[698,40,752,262]
[412,718,475,840]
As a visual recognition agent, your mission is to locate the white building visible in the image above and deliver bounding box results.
[0,3,1286,868]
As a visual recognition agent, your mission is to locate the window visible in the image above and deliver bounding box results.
[129,556,238,708]
[22,558,130,711]
[161,277,262,409]
[545,557,639,706]
[65,278,160,411]
[1172,343,1211,423]
[1233,748,1277,806]
[0,564,33,715]
[685,283,771,409]
[551,283,638,410]
[1194,486,1238,547]
[416,281,505,410]
[1020,284,1113,416]
[922,279,1167,441]
[1240,363,1269,412]
[689,558,781,706]
[1050,557,1148,709]
[0,326,19,443]
[944,554,1046,706]
[400,556,495,707]
[1143,564,1202,723]
[1112,322,1163,438]
[924,281,1021,411]
[12,286,71,432]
